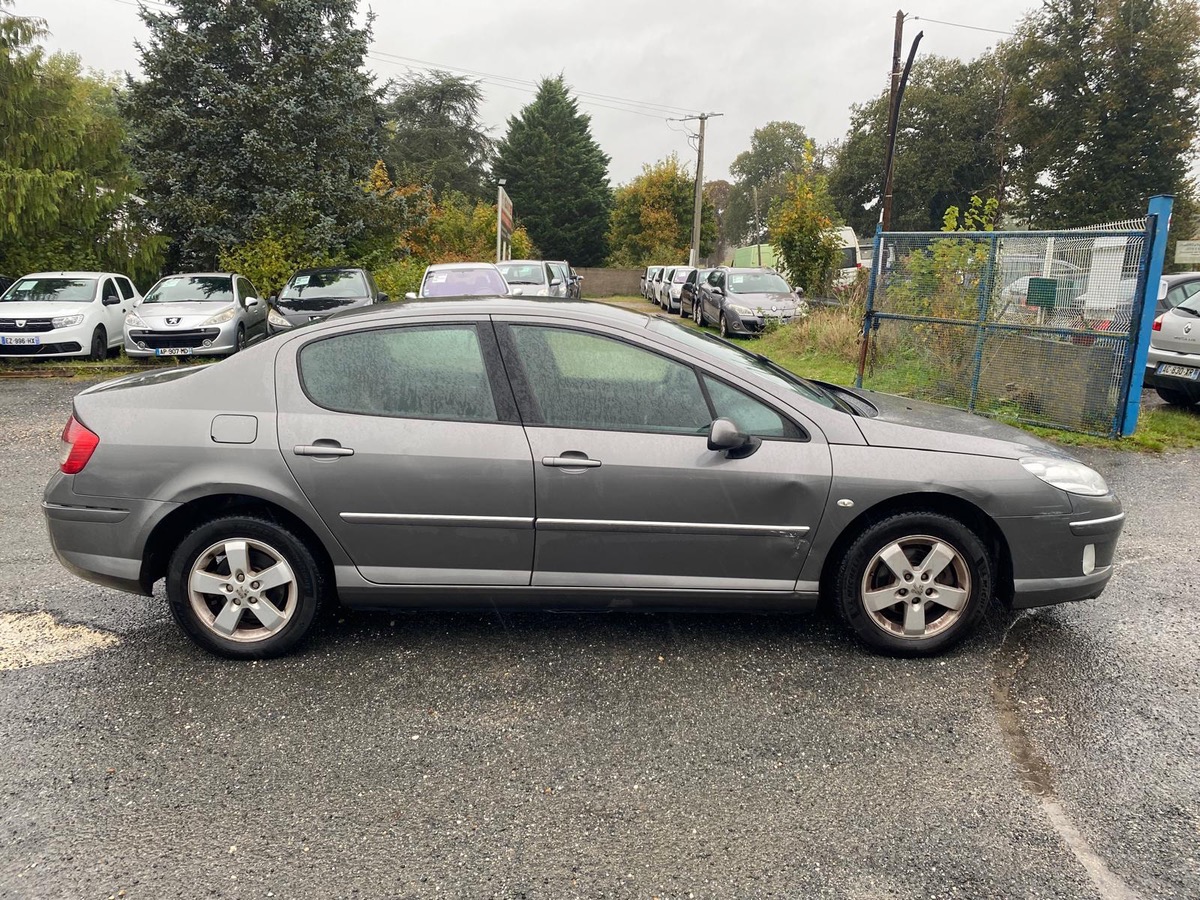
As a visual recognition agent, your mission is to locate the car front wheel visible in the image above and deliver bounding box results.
[719,312,729,338]
[166,515,330,659]
[1155,384,1199,407]
[88,327,106,361]
[833,511,993,656]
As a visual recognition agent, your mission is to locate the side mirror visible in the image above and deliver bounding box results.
[711,286,724,296]
[793,286,804,296]
[268,294,277,303]
[707,417,761,459]
[404,292,417,300]
[377,293,389,303]
[103,294,121,305]
[511,288,524,297]
[245,297,259,307]
[550,278,562,288]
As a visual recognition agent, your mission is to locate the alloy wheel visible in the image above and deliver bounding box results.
[860,535,971,639]
[187,538,298,643]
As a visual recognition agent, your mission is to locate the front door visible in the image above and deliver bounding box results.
[495,321,831,593]
[276,320,535,585]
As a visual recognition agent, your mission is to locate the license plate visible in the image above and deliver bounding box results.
[155,347,192,357]
[0,335,40,346]
[1157,362,1200,380]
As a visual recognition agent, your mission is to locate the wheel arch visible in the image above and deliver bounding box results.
[817,491,1014,607]
[140,493,336,593]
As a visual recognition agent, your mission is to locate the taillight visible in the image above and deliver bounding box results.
[60,415,99,474]
[1152,314,1163,332]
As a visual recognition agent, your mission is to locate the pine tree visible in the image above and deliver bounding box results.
[493,77,611,265]
[122,0,382,269]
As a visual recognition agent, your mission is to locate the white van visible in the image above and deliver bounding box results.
[833,226,862,287]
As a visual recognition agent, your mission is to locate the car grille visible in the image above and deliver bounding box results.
[0,342,82,355]
[0,318,54,333]
[129,328,221,349]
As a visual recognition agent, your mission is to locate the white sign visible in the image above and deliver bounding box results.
[1175,240,1200,264]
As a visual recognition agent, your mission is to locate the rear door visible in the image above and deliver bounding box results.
[276,317,535,585]
[495,320,831,593]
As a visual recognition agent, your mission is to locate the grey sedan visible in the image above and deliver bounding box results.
[45,299,1124,659]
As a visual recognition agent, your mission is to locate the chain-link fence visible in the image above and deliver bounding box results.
[858,221,1152,436]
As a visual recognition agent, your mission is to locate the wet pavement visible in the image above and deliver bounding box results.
[1,378,1197,899]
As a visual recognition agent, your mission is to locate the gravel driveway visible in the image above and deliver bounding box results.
[1,378,1196,899]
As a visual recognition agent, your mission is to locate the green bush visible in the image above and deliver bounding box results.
[374,258,426,300]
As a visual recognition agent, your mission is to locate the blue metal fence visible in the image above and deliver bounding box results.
[857,196,1173,437]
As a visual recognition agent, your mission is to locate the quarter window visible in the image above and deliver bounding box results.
[300,325,498,422]
[702,375,802,439]
[510,326,710,434]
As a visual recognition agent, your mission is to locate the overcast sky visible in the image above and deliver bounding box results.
[17,0,1039,185]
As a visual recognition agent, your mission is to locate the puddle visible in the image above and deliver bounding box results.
[993,615,1142,900]
[0,611,119,671]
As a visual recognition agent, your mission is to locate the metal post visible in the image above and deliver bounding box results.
[496,179,506,263]
[753,185,761,266]
[1119,194,1174,436]
[966,234,998,413]
[856,223,884,388]
[690,115,708,268]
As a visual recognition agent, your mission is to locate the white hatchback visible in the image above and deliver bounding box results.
[0,272,139,360]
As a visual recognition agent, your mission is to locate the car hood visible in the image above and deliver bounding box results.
[848,389,1060,459]
[0,302,93,319]
[137,301,233,326]
[275,295,371,314]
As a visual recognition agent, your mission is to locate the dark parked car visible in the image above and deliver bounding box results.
[46,299,1122,661]
[681,268,714,322]
[696,267,804,337]
[268,267,386,335]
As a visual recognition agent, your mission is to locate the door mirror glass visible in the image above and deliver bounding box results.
[707,417,761,458]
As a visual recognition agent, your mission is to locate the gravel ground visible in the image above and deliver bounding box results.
[0,377,1196,900]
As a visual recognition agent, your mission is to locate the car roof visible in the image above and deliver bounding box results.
[426,262,501,271]
[719,267,777,274]
[324,297,649,328]
[497,260,546,266]
[1163,272,1200,285]
[155,272,234,279]
[22,271,129,279]
[290,267,365,276]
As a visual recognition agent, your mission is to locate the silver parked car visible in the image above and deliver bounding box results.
[1145,284,1200,406]
[406,263,511,299]
[125,273,265,358]
[45,299,1123,660]
[497,260,562,297]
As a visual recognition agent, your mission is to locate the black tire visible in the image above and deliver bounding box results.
[695,298,705,326]
[234,324,247,354]
[166,514,330,659]
[833,511,993,656]
[1155,384,1199,407]
[719,312,729,338]
[88,327,106,361]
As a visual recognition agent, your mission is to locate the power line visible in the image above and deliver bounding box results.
[910,16,1015,37]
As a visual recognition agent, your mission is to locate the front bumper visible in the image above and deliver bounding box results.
[125,320,238,357]
[997,495,1125,609]
[724,310,797,335]
[43,472,177,594]
[0,320,97,357]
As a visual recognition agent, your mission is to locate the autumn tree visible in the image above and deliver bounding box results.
[769,157,843,295]
[493,77,611,265]
[606,155,716,268]
[726,121,816,245]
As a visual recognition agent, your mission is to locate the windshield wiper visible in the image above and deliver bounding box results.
[750,351,857,414]
[1173,306,1200,317]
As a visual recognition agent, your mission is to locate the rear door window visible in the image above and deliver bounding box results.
[300,325,499,422]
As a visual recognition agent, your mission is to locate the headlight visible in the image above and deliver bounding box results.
[728,304,756,316]
[267,308,292,328]
[202,308,237,326]
[1020,456,1109,496]
[124,312,146,328]
[51,314,84,329]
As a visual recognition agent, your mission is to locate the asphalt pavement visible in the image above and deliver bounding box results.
[0,377,1196,900]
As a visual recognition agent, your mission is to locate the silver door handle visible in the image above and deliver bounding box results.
[294,444,354,457]
[542,455,601,468]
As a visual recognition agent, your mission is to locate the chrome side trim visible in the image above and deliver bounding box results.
[536,518,810,537]
[1068,512,1125,528]
[41,501,130,524]
[340,512,533,528]
[1068,512,1125,536]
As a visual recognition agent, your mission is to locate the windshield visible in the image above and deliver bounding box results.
[1,277,96,303]
[672,268,694,283]
[282,270,367,300]
[421,267,509,298]
[497,263,547,285]
[648,318,846,411]
[143,275,233,304]
[727,272,791,294]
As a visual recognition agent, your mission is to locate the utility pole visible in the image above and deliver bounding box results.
[671,112,723,267]
[753,185,762,266]
[881,9,905,231]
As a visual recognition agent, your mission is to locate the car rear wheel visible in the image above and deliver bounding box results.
[88,327,106,361]
[1155,384,1199,407]
[166,515,330,659]
[833,511,992,656]
[719,312,729,338]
